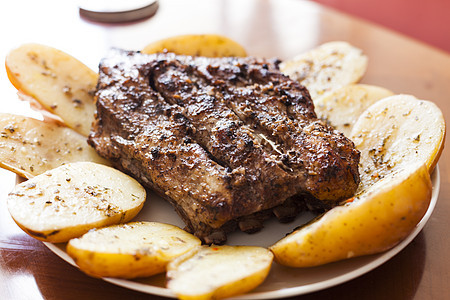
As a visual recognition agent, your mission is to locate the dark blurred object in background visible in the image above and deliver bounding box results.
[312,0,450,53]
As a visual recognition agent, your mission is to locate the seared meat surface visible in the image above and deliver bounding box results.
[88,49,360,243]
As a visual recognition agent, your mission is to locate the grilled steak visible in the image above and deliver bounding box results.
[88,49,360,243]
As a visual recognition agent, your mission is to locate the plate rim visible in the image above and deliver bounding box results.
[44,166,440,299]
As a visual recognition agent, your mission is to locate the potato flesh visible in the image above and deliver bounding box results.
[5,43,97,136]
[270,163,432,267]
[167,245,273,299]
[7,162,146,243]
[142,34,247,57]
[351,94,445,193]
[67,222,201,278]
[314,84,394,137]
[0,113,109,179]
[280,41,368,100]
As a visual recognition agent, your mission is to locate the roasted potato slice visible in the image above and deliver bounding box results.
[67,222,201,279]
[351,94,445,193]
[280,41,368,100]
[269,162,432,267]
[269,94,443,267]
[5,43,98,136]
[7,162,146,243]
[0,113,108,179]
[315,84,394,137]
[142,34,247,57]
[167,245,273,300]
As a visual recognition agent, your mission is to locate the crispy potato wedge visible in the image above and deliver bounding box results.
[351,94,445,193]
[5,43,98,136]
[7,162,146,243]
[67,222,201,279]
[280,41,368,101]
[167,245,273,300]
[0,113,108,179]
[142,34,247,57]
[315,84,394,137]
[269,162,432,267]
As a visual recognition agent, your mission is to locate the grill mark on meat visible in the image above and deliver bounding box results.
[148,57,290,170]
[172,55,360,200]
[148,60,261,171]
[147,55,301,211]
[89,49,360,243]
[150,58,281,158]
[90,55,240,236]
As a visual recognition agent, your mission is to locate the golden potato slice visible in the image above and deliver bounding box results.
[0,113,108,179]
[67,222,201,279]
[315,84,394,137]
[269,162,432,267]
[7,162,146,243]
[280,41,368,100]
[5,43,98,136]
[167,245,273,300]
[142,34,247,57]
[351,94,445,193]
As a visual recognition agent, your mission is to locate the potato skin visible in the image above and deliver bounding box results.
[167,245,273,300]
[141,34,247,57]
[68,248,168,279]
[67,222,201,279]
[269,163,432,267]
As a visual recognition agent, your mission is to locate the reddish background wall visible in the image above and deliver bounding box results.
[312,0,450,53]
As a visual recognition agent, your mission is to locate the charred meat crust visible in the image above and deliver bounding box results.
[88,49,360,243]
[148,55,360,200]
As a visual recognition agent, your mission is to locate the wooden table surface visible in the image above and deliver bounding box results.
[1,0,449,299]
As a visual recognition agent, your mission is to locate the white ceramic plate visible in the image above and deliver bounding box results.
[45,167,439,299]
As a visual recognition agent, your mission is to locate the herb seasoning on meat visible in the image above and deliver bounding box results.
[88,49,360,244]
